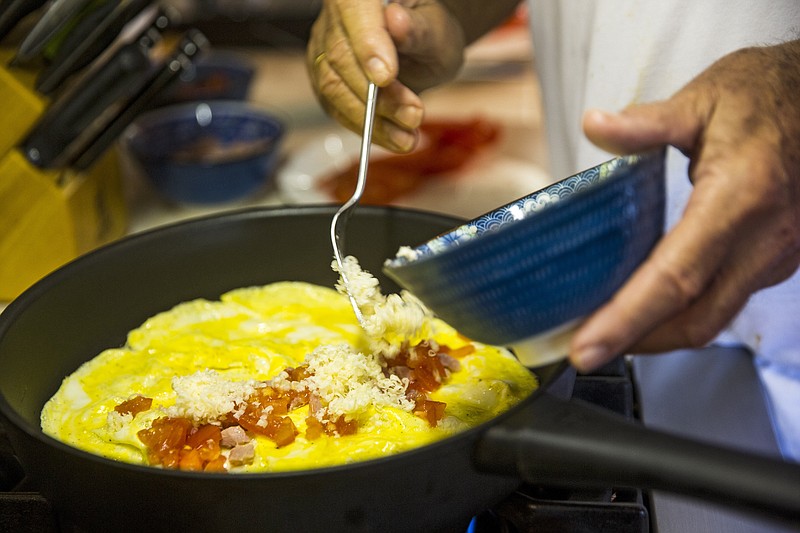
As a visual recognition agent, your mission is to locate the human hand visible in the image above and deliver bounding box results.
[571,40,800,372]
[306,0,466,153]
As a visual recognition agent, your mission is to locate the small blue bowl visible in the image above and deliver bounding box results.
[124,100,284,204]
[383,151,666,366]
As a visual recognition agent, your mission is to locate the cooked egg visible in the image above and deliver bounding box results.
[41,281,537,472]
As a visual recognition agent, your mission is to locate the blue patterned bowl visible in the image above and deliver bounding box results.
[383,151,666,365]
[124,100,284,204]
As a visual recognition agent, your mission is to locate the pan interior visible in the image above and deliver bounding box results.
[0,206,564,466]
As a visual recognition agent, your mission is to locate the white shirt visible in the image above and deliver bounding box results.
[527,0,800,460]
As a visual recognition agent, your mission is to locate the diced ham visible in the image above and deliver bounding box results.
[308,394,323,416]
[439,354,461,372]
[220,425,250,448]
[388,366,411,380]
[228,443,255,466]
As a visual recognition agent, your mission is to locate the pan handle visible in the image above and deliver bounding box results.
[474,393,800,525]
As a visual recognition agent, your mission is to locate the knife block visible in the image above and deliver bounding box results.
[0,49,128,301]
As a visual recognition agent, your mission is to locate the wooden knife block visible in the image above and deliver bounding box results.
[0,48,127,301]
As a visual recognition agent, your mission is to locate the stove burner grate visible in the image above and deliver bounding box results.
[470,357,651,533]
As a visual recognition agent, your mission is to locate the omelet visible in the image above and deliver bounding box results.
[41,274,537,473]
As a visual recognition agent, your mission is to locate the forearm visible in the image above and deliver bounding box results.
[438,0,523,44]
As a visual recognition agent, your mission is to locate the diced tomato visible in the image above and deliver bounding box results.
[415,400,446,427]
[441,344,475,358]
[114,395,153,417]
[269,417,298,447]
[187,424,221,449]
[288,388,310,410]
[155,448,182,469]
[203,456,227,472]
[187,424,222,462]
[238,406,297,447]
[236,412,267,436]
[333,416,357,436]
[305,416,324,440]
[286,364,312,381]
[412,365,440,393]
[248,387,290,415]
[263,396,290,415]
[179,448,203,471]
[138,417,192,456]
[404,383,427,404]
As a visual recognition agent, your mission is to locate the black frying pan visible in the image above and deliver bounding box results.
[0,206,798,532]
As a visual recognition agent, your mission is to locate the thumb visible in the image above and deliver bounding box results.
[582,98,701,155]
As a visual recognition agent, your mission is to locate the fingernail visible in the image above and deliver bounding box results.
[367,57,391,85]
[572,345,610,372]
[395,105,423,128]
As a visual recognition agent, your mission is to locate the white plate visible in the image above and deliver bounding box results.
[275,125,553,220]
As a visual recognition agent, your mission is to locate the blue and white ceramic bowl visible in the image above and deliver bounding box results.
[124,100,284,205]
[383,150,666,366]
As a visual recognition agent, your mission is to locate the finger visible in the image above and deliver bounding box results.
[568,168,740,372]
[348,83,423,153]
[568,220,724,371]
[633,248,800,353]
[569,129,798,371]
[387,0,440,56]
[385,0,465,92]
[632,153,800,352]
[310,13,421,152]
[582,94,705,156]
[374,81,424,151]
[318,56,420,152]
[334,0,397,85]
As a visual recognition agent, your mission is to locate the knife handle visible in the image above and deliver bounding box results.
[0,0,47,40]
[20,36,155,168]
[72,29,209,171]
[20,8,172,169]
[35,0,153,95]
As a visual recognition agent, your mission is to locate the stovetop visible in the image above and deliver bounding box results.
[470,357,650,533]
[0,357,650,533]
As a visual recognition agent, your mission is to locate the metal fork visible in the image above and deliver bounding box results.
[330,80,380,327]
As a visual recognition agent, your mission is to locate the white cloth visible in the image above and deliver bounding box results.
[527,0,800,460]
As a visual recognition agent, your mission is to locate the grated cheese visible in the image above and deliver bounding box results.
[165,370,260,424]
[394,246,419,262]
[332,255,434,355]
[123,258,435,429]
[300,344,413,420]
[158,344,414,426]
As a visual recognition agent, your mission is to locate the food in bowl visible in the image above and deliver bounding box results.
[123,100,285,204]
[41,261,537,473]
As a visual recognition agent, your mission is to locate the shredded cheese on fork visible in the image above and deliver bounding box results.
[332,255,433,355]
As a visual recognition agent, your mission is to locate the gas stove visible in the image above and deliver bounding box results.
[0,357,651,533]
[469,357,650,533]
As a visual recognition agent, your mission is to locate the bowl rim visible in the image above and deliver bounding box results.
[123,99,286,164]
[384,149,665,271]
[132,98,284,125]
